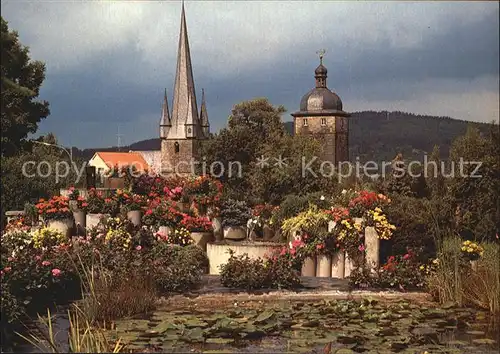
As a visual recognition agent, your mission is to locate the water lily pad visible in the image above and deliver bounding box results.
[254,310,275,324]
[206,338,235,344]
[472,338,496,345]
[465,330,485,336]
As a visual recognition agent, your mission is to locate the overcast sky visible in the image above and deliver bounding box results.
[2,0,499,148]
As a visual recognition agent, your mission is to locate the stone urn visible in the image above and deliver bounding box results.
[73,210,86,236]
[127,210,142,226]
[301,256,317,277]
[86,213,110,230]
[212,217,223,242]
[190,231,214,251]
[223,226,247,240]
[47,218,73,238]
[316,254,332,277]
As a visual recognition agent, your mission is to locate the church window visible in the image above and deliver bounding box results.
[303,119,308,127]
[174,142,180,154]
[321,118,326,126]
[188,127,192,134]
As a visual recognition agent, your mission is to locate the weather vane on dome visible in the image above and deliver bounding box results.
[316,49,326,64]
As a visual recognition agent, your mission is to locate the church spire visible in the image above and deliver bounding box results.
[170,1,200,139]
[200,88,210,138]
[160,88,171,139]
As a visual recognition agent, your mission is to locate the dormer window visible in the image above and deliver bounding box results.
[303,119,308,127]
[321,118,326,126]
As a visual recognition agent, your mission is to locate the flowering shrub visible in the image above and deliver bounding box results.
[84,188,105,213]
[143,200,184,228]
[366,207,396,240]
[348,191,391,217]
[115,190,145,212]
[349,250,428,290]
[3,216,32,234]
[181,175,223,209]
[181,214,212,232]
[220,250,300,290]
[161,227,193,246]
[31,227,67,249]
[35,196,72,220]
[461,240,484,261]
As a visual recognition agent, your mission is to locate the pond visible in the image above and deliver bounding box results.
[18,298,498,353]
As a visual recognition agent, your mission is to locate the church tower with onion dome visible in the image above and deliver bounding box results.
[291,51,350,165]
[160,2,209,176]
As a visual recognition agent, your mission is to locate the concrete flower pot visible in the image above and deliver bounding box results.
[86,213,110,230]
[316,254,332,277]
[73,210,86,236]
[212,217,223,241]
[223,226,246,240]
[47,218,73,238]
[331,252,345,279]
[158,226,172,238]
[301,256,316,277]
[190,231,214,251]
[263,224,274,241]
[127,210,142,226]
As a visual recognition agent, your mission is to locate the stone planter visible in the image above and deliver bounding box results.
[263,224,274,241]
[212,217,223,242]
[364,225,380,270]
[47,218,73,238]
[316,254,332,277]
[158,226,172,236]
[471,260,479,271]
[301,256,316,277]
[344,253,355,277]
[73,210,86,236]
[331,252,345,278]
[223,226,247,240]
[190,231,214,251]
[86,213,110,230]
[127,210,142,226]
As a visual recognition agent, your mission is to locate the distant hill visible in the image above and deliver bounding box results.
[74,111,494,162]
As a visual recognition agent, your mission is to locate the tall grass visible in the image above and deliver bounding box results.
[17,306,125,353]
[74,253,158,324]
[428,236,500,315]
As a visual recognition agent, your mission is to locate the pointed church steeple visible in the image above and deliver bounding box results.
[200,88,210,138]
[160,89,171,139]
[169,1,200,139]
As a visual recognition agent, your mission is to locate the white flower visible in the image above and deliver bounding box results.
[11,250,16,258]
[289,241,293,249]
[341,189,347,195]
[320,195,325,201]
[19,245,24,250]
[253,219,258,224]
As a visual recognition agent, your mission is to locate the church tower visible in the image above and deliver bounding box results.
[160,2,209,176]
[291,51,350,165]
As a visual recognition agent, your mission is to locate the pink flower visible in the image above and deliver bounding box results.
[358,244,365,252]
[51,269,62,277]
[135,245,142,251]
[35,255,42,261]
[7,257,14,262]
[42,261,51,266]
[4,267,12,273]
[403,253,410,260]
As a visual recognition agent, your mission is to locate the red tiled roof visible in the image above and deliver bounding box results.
[95,152,150,172]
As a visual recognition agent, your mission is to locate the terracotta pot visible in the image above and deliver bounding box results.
[73,210,86,236]
[301,256,316,277]
[316,254,332,277]
[190,232,214,251]
[47,218,73,238]
[223,226,246,240]
[127,210,142,226]
[331,252,345,279]
[86,213,110,229]
[212,217,223,241]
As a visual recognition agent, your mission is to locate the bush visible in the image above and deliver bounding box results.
[220,251,300,290]
[220,251,269,290]
[151,244,207,293]
[220,199,251,227]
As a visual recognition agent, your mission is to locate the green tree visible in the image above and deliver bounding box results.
[1,17,50,156]
[447,125,500,242]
